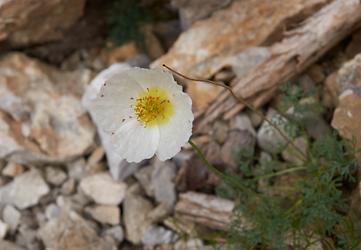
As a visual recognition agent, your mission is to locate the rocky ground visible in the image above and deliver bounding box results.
[0,0,361,249]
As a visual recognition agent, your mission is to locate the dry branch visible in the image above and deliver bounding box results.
[196,0,361,132]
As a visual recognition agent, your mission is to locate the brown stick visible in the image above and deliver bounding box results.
[197,0,361,129]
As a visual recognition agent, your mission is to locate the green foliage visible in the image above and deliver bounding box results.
[218,83,361,249]
[107,1,148,46]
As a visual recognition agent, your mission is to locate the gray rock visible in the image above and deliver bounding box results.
[142,225,178,246]
[0,240,25,250]
[212,121,229,144]
[0,53,94,165]
[0,220,8,239]
[45,167,67,186]
[66,158,87,180]
[38,209,115,250]
[2,205,20,231]
[123,193,153,244]
[172,0,231,29]
[45,204,60,220]
[1,162,25,177]
[257,109,289,154]
[152,160,177,207]
[221,129,256,169]
[85,205,120,225]
[82,63,144,180]
[80,172,127,205]
[174,239,211,250]
[230,113,256,135]
[0,170,49,209]
[282,137,308,165]
[134,165,154,197]
[103,226,124,243]
[60,178,76,195]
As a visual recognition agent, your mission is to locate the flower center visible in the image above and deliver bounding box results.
[133,87,174,127]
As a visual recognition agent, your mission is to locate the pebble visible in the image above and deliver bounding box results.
[85,205,120,225]
[80,172,127,205]
[0,220,8,239]
[3,205,20,231]
[103,225,124,243]
[142,225,178,246]
[1,162,25,178]
[45,167,67,186]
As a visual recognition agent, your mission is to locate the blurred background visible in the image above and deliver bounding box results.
[0,0,361,249]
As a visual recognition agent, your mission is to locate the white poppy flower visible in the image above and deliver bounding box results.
[89,67,193,163]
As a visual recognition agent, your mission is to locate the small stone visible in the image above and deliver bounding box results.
[0,240,25,250]
[174,239,210,250]
[282,137,308,165]
[135,165,154,197]
[0,170,49,209]
[221,130,255,169]
[257,109,289,154]
[45,204,60,220]
[85,205,120,225]
[212,121,229,144]
[103,226,124,243]
[80,172,127,205]
[45,167,67,186]
[0,220,8,239]
[307,64,325,84]
[332,88,361,160]
[38,209,114,250]
[2,162,25,177]
[230,113,257,135]
[66,158,87,180]
[123,193,153,244]
[142,225,178,246]
[3,205,20,231]
[60,178,76,195]
[152,160,177,207]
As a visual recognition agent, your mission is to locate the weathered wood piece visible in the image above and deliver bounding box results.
[174,191,235,230]
[196,0,361,131]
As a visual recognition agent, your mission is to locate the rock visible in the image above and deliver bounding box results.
[257,109,289,154]
[45,204,60,220]
[0,220,8,239]
[230,113,256,135]
[66,158,87,180]
[0,53,94,165]
[80,172,127,205]
[45,167,67,186]
[174,239,211,250]
[221,129,256,169]
[337,53,361,91]
[85,205,120,225]
[103,42,139,65]
[135,165,154,197]
[332,88,361,160]
[16,225,37,249]
[212,121,229,144]
[141,24,165,60]
[152,160,177,207]
[0,170,49,209]
[1,162,25,177]
[82,63,144,180]
[282,137,308,165]
[2,205,20,231]
[38,209,115,250]
[0,240,25,250]
[346,28,361,58]
[123,192,153,244]
[142,225,178,246]
[172,0,231,29]
[152,0,327,110]
[0,0,85,47]
[61,178,76,195]
[103,226,124,243]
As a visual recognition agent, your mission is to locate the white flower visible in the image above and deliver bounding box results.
[89,67,193,163]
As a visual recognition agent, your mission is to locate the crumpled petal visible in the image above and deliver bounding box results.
[113,119,160,163]
[156,92,193,160]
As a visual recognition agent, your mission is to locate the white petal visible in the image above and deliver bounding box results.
[112,119,160,163]
[156,92,193,160]
[89,72,142,133]
[126,67,182,94]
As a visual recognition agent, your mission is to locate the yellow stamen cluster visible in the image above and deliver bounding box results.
[134,87,174,127]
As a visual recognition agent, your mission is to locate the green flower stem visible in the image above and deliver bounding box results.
[254,166,307,181]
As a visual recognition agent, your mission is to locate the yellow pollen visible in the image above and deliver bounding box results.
[133,87,174,127]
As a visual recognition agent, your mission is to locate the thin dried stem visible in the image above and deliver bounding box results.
[163,64,308,162]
